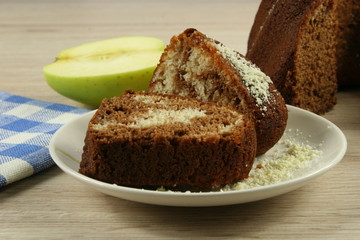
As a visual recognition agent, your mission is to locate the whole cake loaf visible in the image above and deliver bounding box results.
[148,28,287,155]
[79,90,257,189]
[247,0,359,114]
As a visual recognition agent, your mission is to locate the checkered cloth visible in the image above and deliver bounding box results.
[0,91,89,187]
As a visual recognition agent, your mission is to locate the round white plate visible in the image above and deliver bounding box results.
[49,106,347,207]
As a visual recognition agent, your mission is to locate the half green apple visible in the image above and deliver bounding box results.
[43,36,165,107]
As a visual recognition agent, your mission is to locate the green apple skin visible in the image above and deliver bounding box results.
[43,36,164,107]
[44,66,158,107]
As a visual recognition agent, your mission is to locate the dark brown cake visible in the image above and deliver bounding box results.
[247,0,359,114]
[336,0,360,88]
[79,90,257,189]
[148,28,287,155]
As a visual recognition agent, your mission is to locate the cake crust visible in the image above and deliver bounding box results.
[336,0,360,87]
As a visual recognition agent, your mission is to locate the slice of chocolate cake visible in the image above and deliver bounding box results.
[148,28,287,155]
[79,90,257,189]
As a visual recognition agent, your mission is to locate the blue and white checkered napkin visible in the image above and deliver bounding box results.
[0,91,89,187]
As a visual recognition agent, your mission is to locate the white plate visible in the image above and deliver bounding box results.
[49,106,347,207]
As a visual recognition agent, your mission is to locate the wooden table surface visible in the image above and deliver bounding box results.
[1,0,359,239]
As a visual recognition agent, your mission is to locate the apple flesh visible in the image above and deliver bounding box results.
[43,36,165,107]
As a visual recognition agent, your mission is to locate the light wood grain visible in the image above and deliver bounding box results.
[1,0,359,239]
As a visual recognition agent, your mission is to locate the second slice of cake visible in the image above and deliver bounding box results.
[148,28,287,155]
[80,90,257,189]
